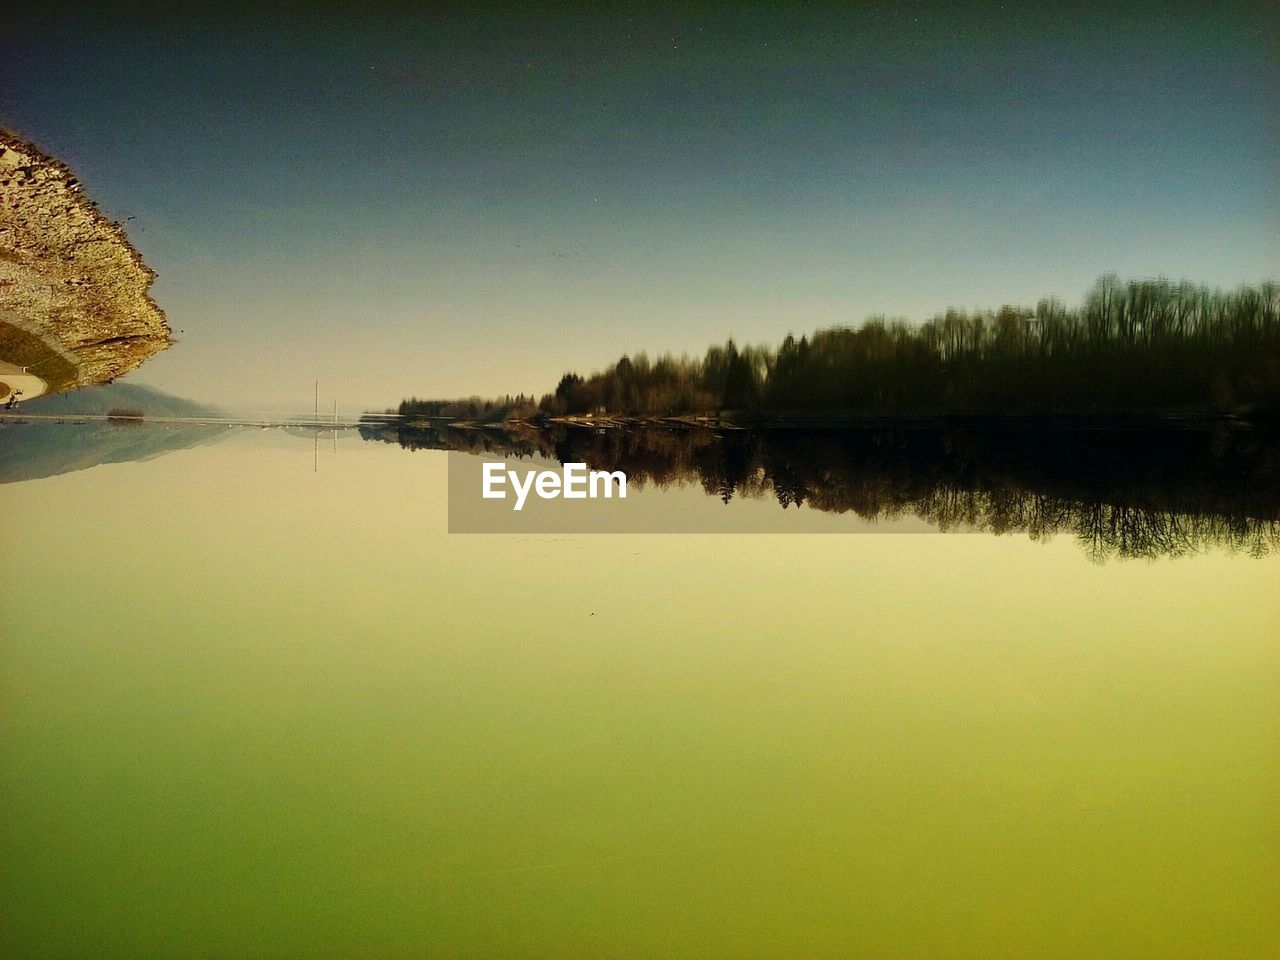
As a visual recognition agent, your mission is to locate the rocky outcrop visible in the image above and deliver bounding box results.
[0,128,170,391]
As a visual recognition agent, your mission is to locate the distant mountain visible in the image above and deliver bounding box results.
[23,382,220,418]
[0,420,231,484]
[1,384,226,484]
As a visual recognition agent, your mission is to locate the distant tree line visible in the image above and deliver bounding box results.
[397,393,539,421]
[538,276,1279,417]
[394,276,1279,420]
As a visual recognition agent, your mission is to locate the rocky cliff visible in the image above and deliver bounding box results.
[0,129,170,392]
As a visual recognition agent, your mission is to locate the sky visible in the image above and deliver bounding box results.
[2,1,1277,412]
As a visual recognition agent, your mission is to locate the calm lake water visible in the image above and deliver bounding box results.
[2,426,1278,958]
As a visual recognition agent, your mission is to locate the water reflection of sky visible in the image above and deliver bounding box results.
[2,428,1278,958]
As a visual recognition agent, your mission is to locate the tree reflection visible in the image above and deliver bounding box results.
[361,420,1280,561]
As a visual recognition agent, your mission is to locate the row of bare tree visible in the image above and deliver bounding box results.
[531,276,1279,417]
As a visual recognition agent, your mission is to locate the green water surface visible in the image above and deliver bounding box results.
[1,431,1276,958]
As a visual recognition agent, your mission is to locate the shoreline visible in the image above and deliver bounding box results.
[369,408,1278,434]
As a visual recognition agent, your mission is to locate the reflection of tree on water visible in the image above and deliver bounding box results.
[360,420,1280,561]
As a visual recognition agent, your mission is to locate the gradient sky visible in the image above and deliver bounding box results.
[2,1,1277,412]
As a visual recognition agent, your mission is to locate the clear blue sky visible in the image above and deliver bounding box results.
[3,1,1277,411]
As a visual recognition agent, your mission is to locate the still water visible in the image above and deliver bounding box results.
[2,427,1277,958]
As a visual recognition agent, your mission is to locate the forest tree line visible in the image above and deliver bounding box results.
[398,276,1280,420]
